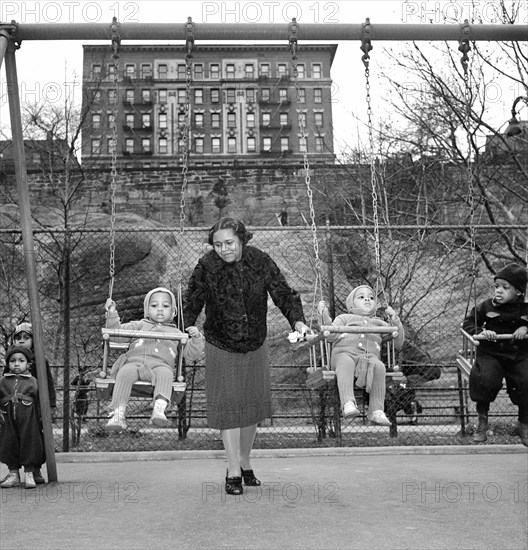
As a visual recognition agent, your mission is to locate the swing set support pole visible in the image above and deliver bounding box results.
[6,22,527,42]
[3,40,58,482]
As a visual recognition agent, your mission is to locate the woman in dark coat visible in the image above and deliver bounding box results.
[183,217,309,495]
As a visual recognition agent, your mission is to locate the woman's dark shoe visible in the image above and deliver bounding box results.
[241,468,261,486]
[225,470,243,495]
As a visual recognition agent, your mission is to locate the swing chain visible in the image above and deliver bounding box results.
[288,18,299,60]
[458,20,471,76]
[291,29,322,288]
[108,17,121,300]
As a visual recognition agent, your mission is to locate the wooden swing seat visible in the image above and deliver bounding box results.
[95,328,189,405]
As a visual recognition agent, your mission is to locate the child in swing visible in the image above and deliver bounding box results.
[1,322,55,486]
[462,263,528,446]
[104,287,204,432]
[318,284,404,426]
[0,346,45,489]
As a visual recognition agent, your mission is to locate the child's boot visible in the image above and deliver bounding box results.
[105,404,127,432]
[0,471,20,488]
[24,471,36,489]
[473,414,489,443]
[343,401,360,419]
[150,398,170,427]
[368,410,392,426]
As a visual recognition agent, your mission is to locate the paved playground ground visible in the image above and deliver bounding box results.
[0,446,526,550]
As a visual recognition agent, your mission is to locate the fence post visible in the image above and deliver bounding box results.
[457,368,467,436]
[62,229,71,451]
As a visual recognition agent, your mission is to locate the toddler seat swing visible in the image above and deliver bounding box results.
[95,18,196,408]
[291,20,403,394]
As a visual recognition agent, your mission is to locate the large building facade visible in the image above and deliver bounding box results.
[81,44,337,168]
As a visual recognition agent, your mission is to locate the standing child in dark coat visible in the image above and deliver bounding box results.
[462,263,528,446]
[0,346,45,489]
[2,322,55,485]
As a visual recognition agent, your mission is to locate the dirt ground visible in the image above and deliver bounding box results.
[0,446,527,550]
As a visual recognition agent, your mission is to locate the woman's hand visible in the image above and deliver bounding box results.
[385,306,398,322]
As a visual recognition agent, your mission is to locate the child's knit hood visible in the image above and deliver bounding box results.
[143,287,177,321]
[345,285,377,317]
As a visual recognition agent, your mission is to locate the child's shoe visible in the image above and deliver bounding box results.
[343,401,360,419]
[368,410,392,426]
[33,468,46,485]
[25,472,36,489]
[150,399,170,427]
[105,405,127,432]
[0,472,20,488]
[473,414,488,443]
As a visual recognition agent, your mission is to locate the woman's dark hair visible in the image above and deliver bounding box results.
[208,217,253,246]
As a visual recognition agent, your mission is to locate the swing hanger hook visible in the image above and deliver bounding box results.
[110,16,121,59]
[458,19,471,76]
[360,18,373,69]
[289,18,299,60]
[0,21,21,49]
[185,17,195,59]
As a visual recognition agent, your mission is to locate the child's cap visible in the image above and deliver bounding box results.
[494,263,527,295]
[143,287,177,319]
[13,322,33,338]
[5,345,34,364]
[345,285,376,312]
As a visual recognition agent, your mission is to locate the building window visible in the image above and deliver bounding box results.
[107,137,115,154]
[125,64,135,78]
[125,89,134,103]
[194,64,203,79]
[312,63,322,78]
[177,64,186,79]
[315,136,324,152]
[91,64,102,79]
[177,89,186,104]
[159,138,168,154]
[142,113,151,128]
[158,64,168,79]
[247,137,256,152]
[92,113,101,130]
[279,88,288,102]
[298,112,307,128]
[280,113,288,126]
[108,112,116,130]
[211,89,220,103]
[227,112,236,128]
[125,138,134,154]
[141,64,152,78]
[178,112,186,127]
[211,137,221,153]
[141,89,151,103]
[226,64,235,79]
[178,138,185,152]
[125,113,134,128]
[314,112,324,127]
[246,112,255,128]
[108,89,117,103]
[159,112,167,129]
[314,88,322,103]
[92,89,101,102]
[298,88,306,103]
[260,63,270,77]
[299,138,307,153]
[262,137,271,151]
[108,64,117,79]
[211,112,220,128]
[91,138,100,154]
[296,64,305,79]
[281,137,289,152]
[142,138,151,153]
[262,113,271,126]
[245,64,254,79]
[261,88,270,102]
[194,89,203,104]
[226,88,236,103]
[158,89,167,103]
[210,64,220,79]
[246,88,256,103]
[227,137,236,153]
[277,63,288,77]
[195,113,204,127]
[195,137,204,153]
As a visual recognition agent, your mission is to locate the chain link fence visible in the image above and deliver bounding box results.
[0,224,523,451]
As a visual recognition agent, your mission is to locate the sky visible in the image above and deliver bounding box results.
[0,0,524,154]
